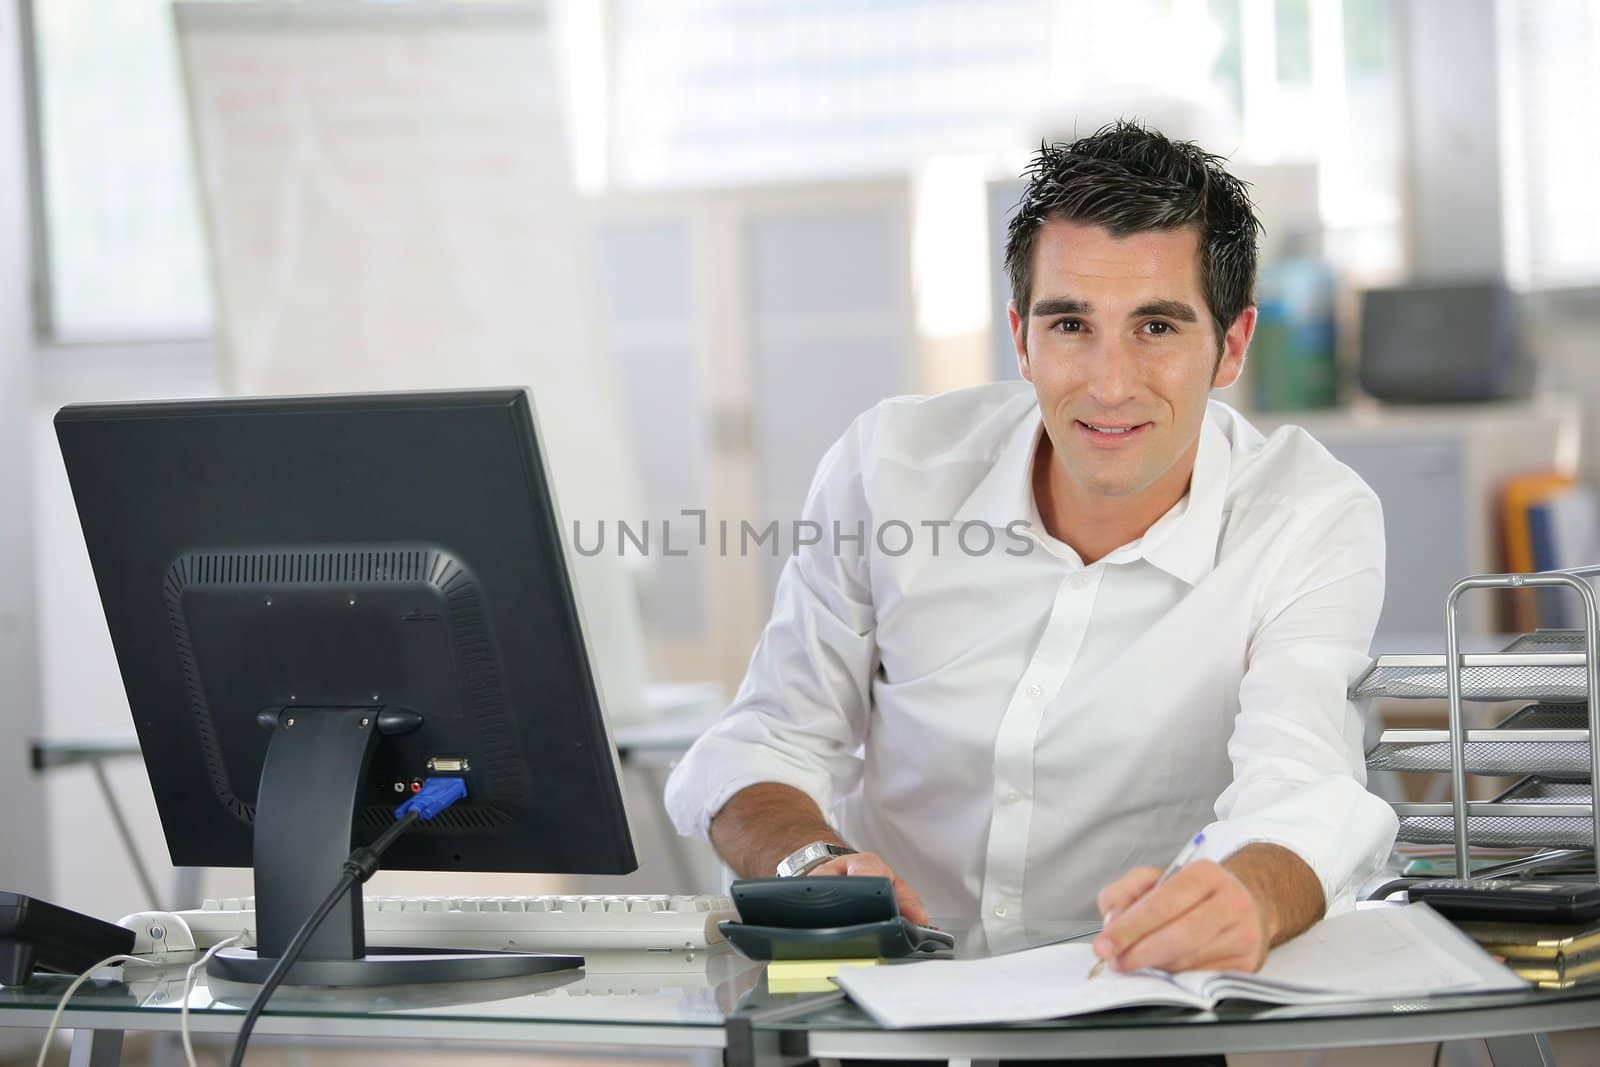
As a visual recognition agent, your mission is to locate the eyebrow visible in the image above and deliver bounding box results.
[1029,297,1199,323]
[1133,299,1199,322]
[1030,298,1091,317]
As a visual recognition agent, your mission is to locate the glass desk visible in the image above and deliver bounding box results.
[728,921,1599,1066]
[745,981,1600,1065]
[3,924,1598,1066]
[0,949,759,1065]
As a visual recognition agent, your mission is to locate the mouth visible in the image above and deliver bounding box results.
[1074,419,1152,446]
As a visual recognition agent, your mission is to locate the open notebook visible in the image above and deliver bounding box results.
[834,904,1526,1029]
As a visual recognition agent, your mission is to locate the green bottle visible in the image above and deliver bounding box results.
[1250,243,1338,411]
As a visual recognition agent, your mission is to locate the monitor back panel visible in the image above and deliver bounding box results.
[55,389,635,875]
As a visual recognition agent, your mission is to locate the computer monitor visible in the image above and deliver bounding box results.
[55,389,637,985]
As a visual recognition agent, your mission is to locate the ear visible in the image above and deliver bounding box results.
[1008,300,1033,382]
[1212,305,1256,390]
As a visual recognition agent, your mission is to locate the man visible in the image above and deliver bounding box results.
[665,121,1397,975]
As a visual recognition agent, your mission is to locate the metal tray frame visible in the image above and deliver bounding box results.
[1442,572,1600,877]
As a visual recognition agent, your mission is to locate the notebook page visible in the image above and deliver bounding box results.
[1190,904,1527,1004]
[833,941,1207,1029]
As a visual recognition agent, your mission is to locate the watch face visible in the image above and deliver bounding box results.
[777,845,818,877]
[778,842,853,877]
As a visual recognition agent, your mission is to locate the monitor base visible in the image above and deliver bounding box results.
[206,945,582,986]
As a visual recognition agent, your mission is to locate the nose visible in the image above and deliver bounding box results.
[1084,338,1138,407]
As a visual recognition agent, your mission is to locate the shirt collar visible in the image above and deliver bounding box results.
[955,401,1230,586]
[1134,408,1229,586]
[952,404,1045,535]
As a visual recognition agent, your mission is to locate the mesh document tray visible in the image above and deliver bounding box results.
[1353,631,1594,701]
[1352,658,1589,701]
[1498,777,1593,805]
[1501,631,1587,653]
[1366,703,1592,780]
[1397,777,1596,849]
[1502,703,1593,728]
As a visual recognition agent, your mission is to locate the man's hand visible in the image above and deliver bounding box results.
[809,851,931,926]
[707,783,932,926]
[1091,843,1324,974]
[1092,860,1270,973]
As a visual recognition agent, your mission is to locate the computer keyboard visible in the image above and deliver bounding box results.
[177,893,737,954]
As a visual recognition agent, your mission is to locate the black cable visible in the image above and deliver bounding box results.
[227,809,421,1067]
[1364,877,1422,902]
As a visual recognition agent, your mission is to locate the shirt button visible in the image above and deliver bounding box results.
[1026,684,1042,698]
[1006,791,1020,804]
[993,903,1008,918]
[1069,573,1090,590]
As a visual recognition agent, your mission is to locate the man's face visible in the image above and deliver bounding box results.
[1008,218,1252,510]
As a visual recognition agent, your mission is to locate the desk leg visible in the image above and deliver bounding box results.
[634,762,702,891]
[1485,1033,1556,1067]
[89,761,161,911]
[67,1028,123,1067]
[725,989,846,1067]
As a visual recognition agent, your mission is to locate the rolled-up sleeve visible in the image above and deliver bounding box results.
[1199,487,1399,913]
[664,415,880,840]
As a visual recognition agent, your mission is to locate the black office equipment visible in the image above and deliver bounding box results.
[1408,879,1600,923]
[0,892,136,986]
[1357,281,1532,403]
[720,877,954,960]
[54,389,636,986]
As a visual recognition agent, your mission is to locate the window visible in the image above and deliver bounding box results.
[23,0,608,341]
[26,0,212,340]
[25,0,1410,339]
[608,0,1405,277]
[1498,0,1600,288]
[608,0,1057,189]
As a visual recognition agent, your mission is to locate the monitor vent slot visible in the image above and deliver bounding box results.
[174,548,446,587]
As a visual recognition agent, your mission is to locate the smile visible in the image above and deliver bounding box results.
[1075,419,1151,445]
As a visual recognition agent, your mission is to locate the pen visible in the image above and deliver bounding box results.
[1087,831,1206,980]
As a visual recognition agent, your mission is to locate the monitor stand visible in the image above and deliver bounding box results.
[207,707,580,986]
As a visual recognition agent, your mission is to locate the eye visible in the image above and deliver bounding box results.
[1142,320,1175,336]
[1051,318,1085,334]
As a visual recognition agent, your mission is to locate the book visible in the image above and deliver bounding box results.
[1527,501,1563,625]
[1500,472,1577,630]
[1540,485,1600,627]
[1456,916,1600,961]
[1504,952,1600,990]
[832,905,1526,1029]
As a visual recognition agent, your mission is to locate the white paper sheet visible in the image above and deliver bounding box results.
[834,905,1526,1029]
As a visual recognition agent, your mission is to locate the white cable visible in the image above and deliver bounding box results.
[180,934,245,1067]
[34,954,159,1067]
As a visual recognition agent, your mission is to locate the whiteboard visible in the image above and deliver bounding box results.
[174,0,653,721]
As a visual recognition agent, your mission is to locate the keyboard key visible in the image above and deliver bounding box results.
[185,892,737,952]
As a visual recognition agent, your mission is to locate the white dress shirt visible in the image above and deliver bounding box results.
[665,381,1397,934]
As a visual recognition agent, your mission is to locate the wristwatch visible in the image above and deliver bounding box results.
[776,841,857,878]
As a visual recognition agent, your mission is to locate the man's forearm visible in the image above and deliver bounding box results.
[1222,842,1325,946]
[708,782,849,878]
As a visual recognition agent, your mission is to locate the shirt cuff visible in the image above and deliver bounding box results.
[1197,776,1399,915]
[663,731,838,842]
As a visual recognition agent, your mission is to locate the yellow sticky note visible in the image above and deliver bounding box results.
[767,957,883,994]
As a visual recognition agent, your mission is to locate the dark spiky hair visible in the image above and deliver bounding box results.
[1004,120,1262,353]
